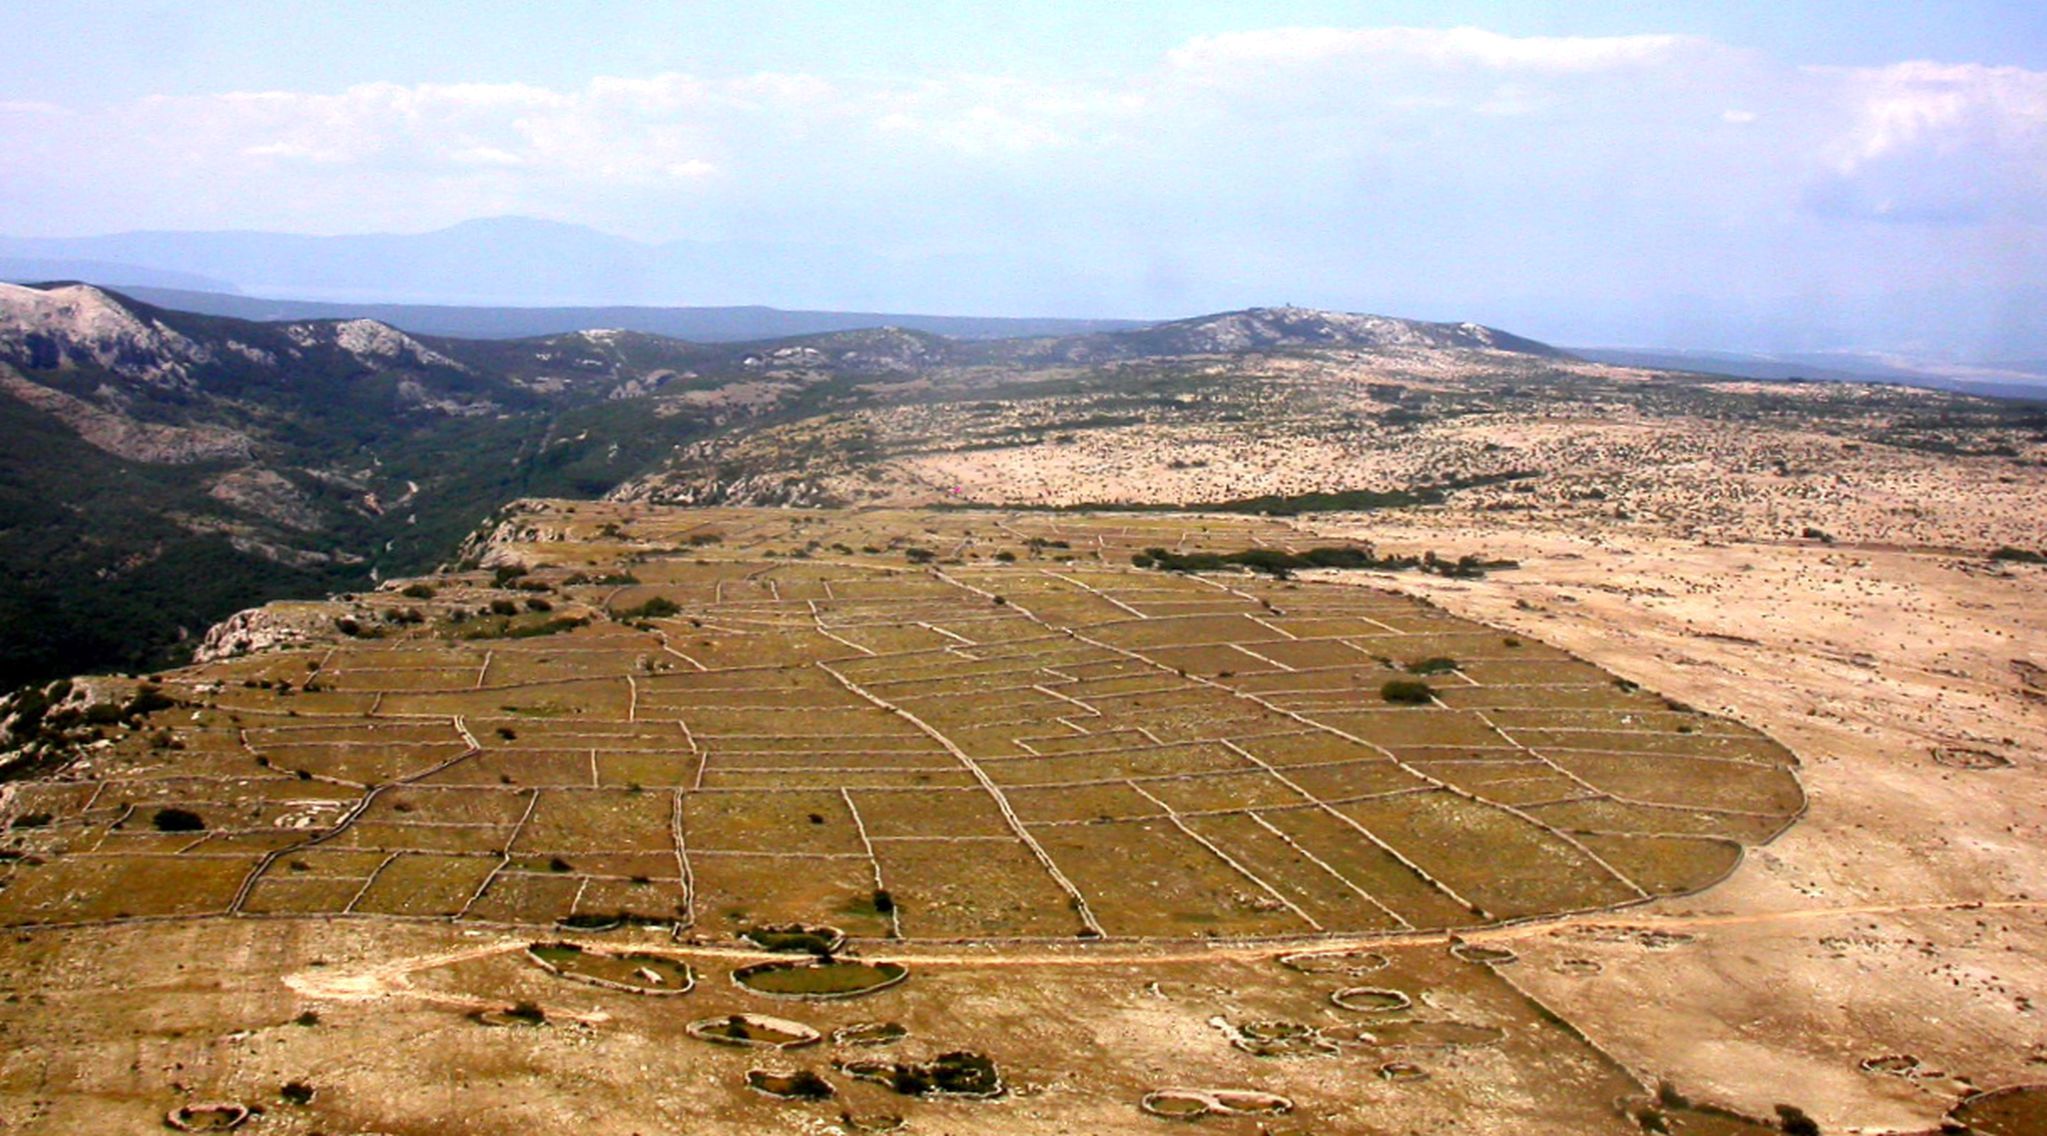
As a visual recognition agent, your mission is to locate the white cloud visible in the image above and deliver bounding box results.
[1827,61,2047,168]
[664,159,718,180]
[1165,25,1697,74]
[449,146,525,167]
[0,24,2036,317]
[1801,61,2047,224]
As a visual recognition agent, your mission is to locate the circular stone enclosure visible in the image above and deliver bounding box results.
[686,1013,822,1050]
[733,959,909,1000]
[165,1103,250,1132]
[527,942,695,994]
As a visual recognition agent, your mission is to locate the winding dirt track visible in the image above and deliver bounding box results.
[283,941,612,1022]
[280,897,2047,1009]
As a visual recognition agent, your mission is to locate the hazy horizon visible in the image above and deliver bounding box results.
[2,2,2041,358]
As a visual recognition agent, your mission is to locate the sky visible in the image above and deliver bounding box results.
[1,1,2043,352]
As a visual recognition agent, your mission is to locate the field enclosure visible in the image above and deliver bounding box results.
[0,502,1802,943]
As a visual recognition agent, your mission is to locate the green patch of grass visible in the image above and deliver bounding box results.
[733,959,908,997]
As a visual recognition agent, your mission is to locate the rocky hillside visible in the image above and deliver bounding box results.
[1003,306,1572,363]
[0,284,1574,689]
[0,283,732,687]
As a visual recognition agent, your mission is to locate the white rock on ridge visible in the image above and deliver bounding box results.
[0,282,215,387]
[193,603,337,662]
[331,319,469,371]
[1155,307,1542,355]
[224,339,278,366]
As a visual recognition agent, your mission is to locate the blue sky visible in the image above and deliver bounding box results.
[7,2,2044,95]
[1,2,2042,351]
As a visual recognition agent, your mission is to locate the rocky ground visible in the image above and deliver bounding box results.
[1295,514,2047,1130]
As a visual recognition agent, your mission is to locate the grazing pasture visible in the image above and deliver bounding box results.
[0,503,1801,943]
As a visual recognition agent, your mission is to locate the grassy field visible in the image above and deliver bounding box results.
[0,502,1802,943]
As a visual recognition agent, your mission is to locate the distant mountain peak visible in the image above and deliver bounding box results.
[1115,306,1569,359]
[428,215,644,243]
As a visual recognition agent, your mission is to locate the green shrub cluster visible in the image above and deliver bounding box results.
[612,596,681,620]
[1131,545,1514,580]
[1380,679,1435,705]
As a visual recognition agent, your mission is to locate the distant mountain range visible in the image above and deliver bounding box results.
[1575,347,2047,402]
[0,215,1134,316]
[6,215,2042,365]
[27,285,1149,343]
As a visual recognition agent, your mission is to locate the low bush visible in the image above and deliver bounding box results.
[1380,679,1435,705]
[152,807,206,832]
[1775,1104,1820,1135]
[613,596,681,620]
[1131,544,1515,580]
[503,1001,547,1025]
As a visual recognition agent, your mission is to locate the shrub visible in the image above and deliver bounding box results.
[123,684,176,718]
[152,807,206,832]
[1380,679,1434,705]
[1406,657,1458,675]
[489,599,520,617]
[524,597,552,612]
[503,616,588,639]
[1775,1104,1820,1135]
[400,583,437,599]
[613,596,681,620]
[776,1070,834,1099]
[504,1000,547,1025]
